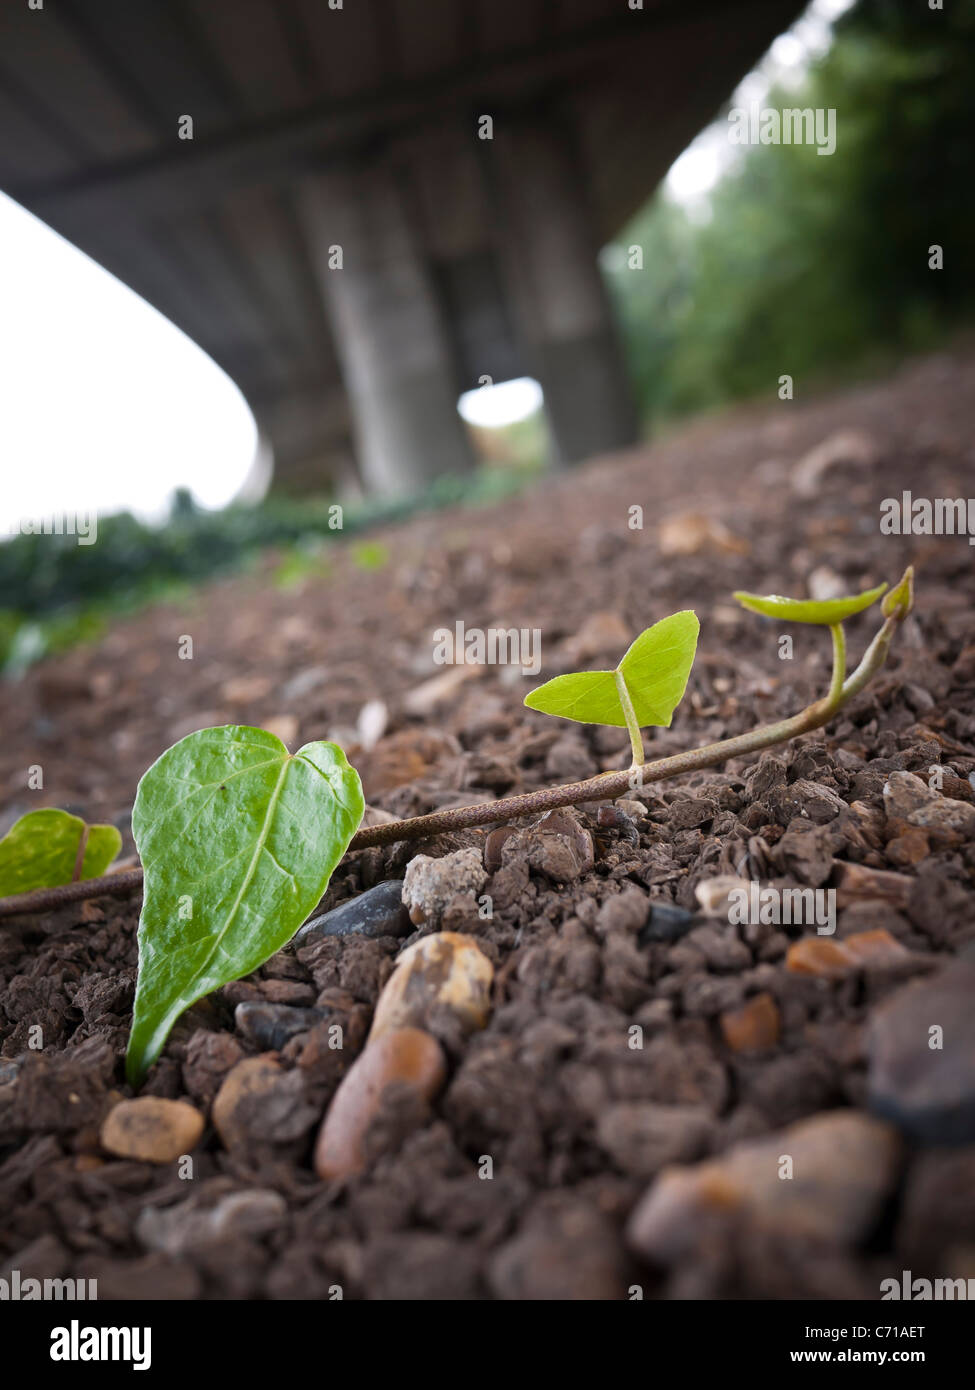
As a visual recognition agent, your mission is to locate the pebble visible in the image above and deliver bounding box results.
[369,932,494,1043]
[627,1110,901,1264]
[295,880,411,942]
[212,1055,318,1149]
[596,1103,713,1180]
[867,957,975,1143]
[401,848,487,926]
[884,770,975,837]
[100,1097,204,1164]
[640,902,696,944]
[234,1002,323,1051]
[720,992,781,1053]
[786,930,909,979]
[501,809,595,884]
[695,875,750,919]
[136,1188,287,1256]
[314,1027,447,1180]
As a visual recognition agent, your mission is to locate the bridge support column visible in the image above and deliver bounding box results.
[491,120,639,465]
[300,164,476,497]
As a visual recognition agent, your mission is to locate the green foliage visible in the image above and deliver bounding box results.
[350,540,390,571]
[605,0,975,425]
[126,726,364,1084]
[0,809,121,896]
[0,468,537,675]
[882,565,914,619]
[733,582,887,624]
[524,611,699,728]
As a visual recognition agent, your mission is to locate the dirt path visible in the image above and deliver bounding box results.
[2,349,975,1299]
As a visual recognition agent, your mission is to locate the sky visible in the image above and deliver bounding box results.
[0,194,258,536]
[0,0,855,534]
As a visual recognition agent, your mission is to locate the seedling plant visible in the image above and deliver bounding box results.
[0,568,914,1084]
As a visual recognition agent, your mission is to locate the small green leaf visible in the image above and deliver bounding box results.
[524,611,699,729]
[0,808,121,897]
[882,566,914,620]
[126,725,364,1085]
[733,582,888,624]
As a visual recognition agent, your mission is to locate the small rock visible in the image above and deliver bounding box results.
[883,770,937,819]
[100,1097,204,1164]
[885,826,932,868]
[868,957,975,1143]
[594,886,649,935]
[212,1055,318,1149]
[695,875,750,919]
[767,779,845,826]
[181,1031,244,1106]
[640,902,696,944]
[786,936,857,979]
[402,849,487,926]
[262,714,299,747]
[234,1002,323,1051]
[627,1110,901,1264]
[841,929,911,970]
[502,809,595,884]
[314,1027,446,1180]
[296,880,412,942]
[369,932,494,1043]
[834,862,914,909]
[136,1187,287,1256]
[484,826,518,873]
[489,1199,629,1300]
[884,770,975,837]
[596,1103,713,1180]
[658,512,749,557]
[908,797,975,837]
[560,610,630,662]
[784,930,908,980]
[206,1188,287,1242]
[791,428,878,497]
[720,993,781,1053]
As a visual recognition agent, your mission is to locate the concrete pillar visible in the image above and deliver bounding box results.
[300,162,476,497]
[489,119,638,465]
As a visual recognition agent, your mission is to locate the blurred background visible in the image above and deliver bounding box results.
[1,0,973,672]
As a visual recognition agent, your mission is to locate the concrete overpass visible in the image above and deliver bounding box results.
[0,0,803,495]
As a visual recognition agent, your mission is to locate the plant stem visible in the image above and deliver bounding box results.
[828,623,846,706]
[0,595,910,921]
[614,669,645,767]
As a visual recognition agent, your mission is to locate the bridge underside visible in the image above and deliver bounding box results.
[0,0,802,496]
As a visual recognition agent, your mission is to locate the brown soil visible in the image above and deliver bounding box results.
[2,350,975,1300]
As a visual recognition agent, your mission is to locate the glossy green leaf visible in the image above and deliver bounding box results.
[524,611,699,729]
[733,582,888,624]
[126,725,364,1085]
[0,808,121,897]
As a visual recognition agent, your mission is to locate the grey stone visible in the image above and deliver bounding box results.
[295,879,411,943]
[868,958,975,1143]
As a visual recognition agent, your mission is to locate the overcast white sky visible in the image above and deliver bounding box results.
[0,196,258,536]
[0,0,855,535]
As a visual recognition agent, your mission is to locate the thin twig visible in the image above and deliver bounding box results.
[0,585,911,921]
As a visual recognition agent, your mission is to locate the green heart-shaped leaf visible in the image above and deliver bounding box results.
[0,808,121,897]
[126,725,364,1085]
[733,582,887,624]
[524,611,699,728]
